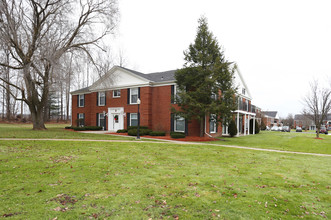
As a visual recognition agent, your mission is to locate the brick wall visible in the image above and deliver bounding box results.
[72,85,224,137]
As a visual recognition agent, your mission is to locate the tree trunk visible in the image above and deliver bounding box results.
[199,118,205,137]
[316,125,320,138]
[29,104,47,130]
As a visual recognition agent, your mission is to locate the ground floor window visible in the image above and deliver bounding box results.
[175,116,185,132]
[210,114,217,133]
[78,113,85,127]
[130,113,138,126]
[98,113,106,130]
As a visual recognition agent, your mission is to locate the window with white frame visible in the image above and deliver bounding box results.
[78,94,84,107]
[174,85,183,103]
[113,89,121,98]
[98,113,105,129]
[175,116,185,132]
[210,114,217,133]
[130,88,138,104]
[130,113,138,126]
[98,92,106,106]
[78,113,84,127]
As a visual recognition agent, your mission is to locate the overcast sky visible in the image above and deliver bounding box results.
[111,0,331,118]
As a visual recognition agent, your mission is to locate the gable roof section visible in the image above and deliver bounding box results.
[234,67,253,100]
[262,111,279,119]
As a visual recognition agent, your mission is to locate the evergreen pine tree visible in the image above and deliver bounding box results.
[174,16,237,137]
[228,119,237,137]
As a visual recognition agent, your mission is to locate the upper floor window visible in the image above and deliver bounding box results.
[78,94,84,107]
[130,88,138,104]
[211,92,217,100]
[242,88,246,95]
[113,89,121,98]
[98,92,106,106]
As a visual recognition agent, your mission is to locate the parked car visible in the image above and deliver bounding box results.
[271,126,279,131]
[282,126,290,132]
[266,126,270,131]
[296,127,302,132]
[328,127,331,131]
[278,126,283,131]
[317,126,328,134]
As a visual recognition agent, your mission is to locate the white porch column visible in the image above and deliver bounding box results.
[244,114,247,136]
[237,111,240,136]
[253,115,255,134]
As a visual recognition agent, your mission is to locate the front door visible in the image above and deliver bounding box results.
[111,113,120,131]
[108,107,124,132]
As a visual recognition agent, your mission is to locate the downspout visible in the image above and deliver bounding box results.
[204,115,213,138]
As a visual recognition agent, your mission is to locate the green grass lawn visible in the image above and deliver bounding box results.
[0,140,330,219]
[0,123,136,141]
[213,131,331,155]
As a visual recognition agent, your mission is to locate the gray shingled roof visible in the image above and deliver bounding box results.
[71,66,176,94]
[71,86,90,94]
[121,66,176,82]
[262,111,278,118]
[295,114,331,120]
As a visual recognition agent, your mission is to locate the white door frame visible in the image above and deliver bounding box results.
[108,107,125,132]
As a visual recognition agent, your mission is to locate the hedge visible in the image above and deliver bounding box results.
[228,119,237,137]
[116,129,128,133]
[128,129,152,136]
[149,131,166,136]
[71,126,102,131]
[128,126,149,130]
[170,132,185,139]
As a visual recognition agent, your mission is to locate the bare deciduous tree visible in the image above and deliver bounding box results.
[0,0,118,129]
[302,80,331,138]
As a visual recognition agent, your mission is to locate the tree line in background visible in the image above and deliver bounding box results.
[0,0,123,129]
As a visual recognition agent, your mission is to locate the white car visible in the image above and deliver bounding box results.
[271,126,279,131]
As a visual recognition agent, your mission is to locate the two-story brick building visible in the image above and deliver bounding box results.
[71,66,257,137]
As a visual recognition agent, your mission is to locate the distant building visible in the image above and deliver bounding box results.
[294,114,331,130]
[261,111,279,127]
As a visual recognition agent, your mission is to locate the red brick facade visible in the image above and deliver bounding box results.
[72,85,222,137]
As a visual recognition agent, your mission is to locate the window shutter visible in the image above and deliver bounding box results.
[77,113,79,126]
[96,113,99,126]
[185,119,188,136]
[138,87,140,99]
[171,85,174,104]
[77,95,79,107]
[97,92,99,106]
[83,94,85,107]
[170,113,174,132]
[83,113,85,126]
[105,92,107,105]
[127,113,130,128]
[127,89,130,104]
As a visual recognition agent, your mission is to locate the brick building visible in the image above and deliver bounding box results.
[261,111,279,127]
[71,66,257,137]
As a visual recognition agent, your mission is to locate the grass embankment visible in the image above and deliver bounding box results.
[0,140,330,219]
[214,131,331,155]
[0,123,136,141]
